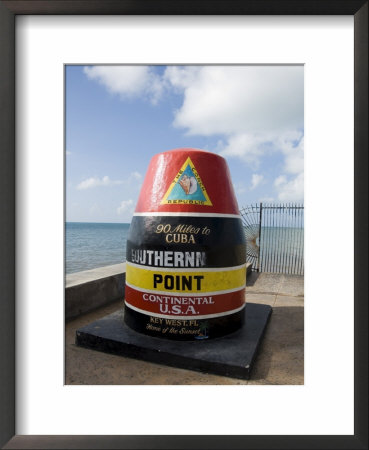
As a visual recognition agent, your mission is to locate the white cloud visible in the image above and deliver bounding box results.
[165,66,304,203]
[77,172,142,190]
[274,172,304,202]
[259,196,274,203]
[66,150,72,156]
[83,65,304,203]
[164,66,303,137]
[250,174,264,190]
[218,133,268,166]
[164,66,304,206]
[233,182,246,195]
[164,66,200,90]
[84,65,303,141]
[276,134,304,175]
[77,176,123,190]
[273,134,304,202]
[129,171,142,181]
[117,199,133,215]
[83,66,165,104]
[274,175,287,187]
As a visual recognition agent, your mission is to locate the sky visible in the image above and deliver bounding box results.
[66,65,304,223]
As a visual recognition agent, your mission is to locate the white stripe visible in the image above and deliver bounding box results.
[125,281,246,296]
[124,301,245,320]
[126,261,246,272]
[133,212,240,219]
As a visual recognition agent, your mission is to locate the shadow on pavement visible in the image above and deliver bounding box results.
[246,271,260,286]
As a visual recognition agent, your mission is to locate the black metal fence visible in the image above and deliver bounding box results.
[240,203,304,275]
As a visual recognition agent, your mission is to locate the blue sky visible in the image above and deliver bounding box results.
[66,65,304,223]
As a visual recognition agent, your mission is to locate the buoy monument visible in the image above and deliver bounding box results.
[124,148,246,340]
[76,148,272,379]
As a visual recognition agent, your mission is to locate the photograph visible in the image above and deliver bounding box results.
[1,2,366,447]
[65,64,304,385]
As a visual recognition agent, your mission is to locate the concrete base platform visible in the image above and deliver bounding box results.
[75,303,272,380]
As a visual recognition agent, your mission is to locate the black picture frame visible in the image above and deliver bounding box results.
[0,1,367,449]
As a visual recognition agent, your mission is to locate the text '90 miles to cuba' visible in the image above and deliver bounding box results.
[155,223,211,244]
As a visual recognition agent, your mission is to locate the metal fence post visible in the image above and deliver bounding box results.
[257,203,263,272]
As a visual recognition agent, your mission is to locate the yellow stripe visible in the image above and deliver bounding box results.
[126,264,246,294]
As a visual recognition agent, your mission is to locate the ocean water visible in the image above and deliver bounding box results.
[259,227,304,274]
[66,222,130,274]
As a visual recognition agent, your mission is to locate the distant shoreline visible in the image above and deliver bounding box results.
[66,221,130,225]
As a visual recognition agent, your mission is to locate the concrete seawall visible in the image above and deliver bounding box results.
[66,263,126,320]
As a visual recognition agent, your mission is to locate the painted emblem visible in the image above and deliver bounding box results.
[161,157,212,206]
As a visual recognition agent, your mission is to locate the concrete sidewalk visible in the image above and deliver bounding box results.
[65,273,304,385]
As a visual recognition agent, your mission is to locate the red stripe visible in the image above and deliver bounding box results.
[125,284,245,317]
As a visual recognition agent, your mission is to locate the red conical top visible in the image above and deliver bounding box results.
[135,148,240,215]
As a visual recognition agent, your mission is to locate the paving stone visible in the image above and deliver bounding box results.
[247,273,283,295]
[249,342,304,385]
[246,293,276,306]
[278,274,304,297]
[274,295,304,307]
